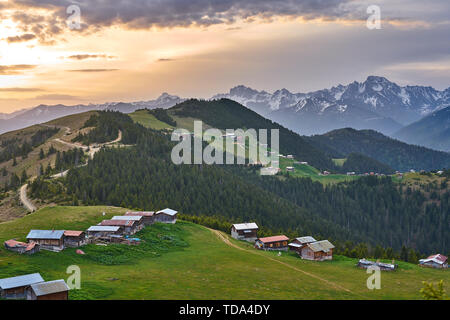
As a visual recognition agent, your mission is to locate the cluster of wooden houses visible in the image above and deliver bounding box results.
[231,223,335,261]
[4,208,178,255]
[0,273,70,300]
[230,222,448,268]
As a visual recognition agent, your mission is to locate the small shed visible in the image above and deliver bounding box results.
[286,166,295,172]
[357,259,398,271]
[125,211,155,226]
[300,240,335,261]
[87,226,121,238]
[100,219,139,235]
[231,223,259,242]
[27,279,70,300]
[64,231,86,247]
[26,230,65,252]
[155,208,178,224]
[288,236,317,254]
[419,254,448,269]
[4,239,40,254]
[0,273,44,299]
[255,235,289,251]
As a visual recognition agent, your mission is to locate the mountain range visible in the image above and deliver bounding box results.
[394,106,450,152]
[0,93,184,134]
[1,77,450,152]
[214,76,450,136]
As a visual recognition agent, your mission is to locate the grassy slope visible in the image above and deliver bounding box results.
[129,110,174,130]
[279,158,358,184]
[0,206,447,300]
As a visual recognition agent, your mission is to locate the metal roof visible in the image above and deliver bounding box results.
[232,223,258,230]
[30,280,70,296]
[64,231,84,237]
[156,208,178,216]
[100,220,134,227]
[26,230,65,240]
[295,236,317,244]
[112,215,142,221]
[126,211,154,217]
[288,243,302,248]
[258,235,289,243]
[420,254,448,265]
[307,240,335,253]
[87,226,120,232]
[0,273,44,290]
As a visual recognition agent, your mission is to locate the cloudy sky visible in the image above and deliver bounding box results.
[0,0,449,113]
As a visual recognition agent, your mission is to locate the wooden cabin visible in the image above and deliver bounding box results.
[255,235,289,251]
[4,239,40,254]
[300,240,335,261]
[419,254,448,269]
[27,279,70,300]
[231,223,259,242]
[155,208,178,224]
[26,230,65,252]
[112,216,145,231]
[87,226,122,238]
[288,236,317,254]
[100,219,139,235]
[63,231,86,248]
[125,211,155,226]
[0,273,44,299]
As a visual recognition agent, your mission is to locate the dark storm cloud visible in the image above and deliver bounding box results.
[11,0,353,32]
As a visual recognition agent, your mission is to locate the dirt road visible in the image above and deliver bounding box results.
[20,183,36,212]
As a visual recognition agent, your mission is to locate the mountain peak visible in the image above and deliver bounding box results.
[365,75,391,84]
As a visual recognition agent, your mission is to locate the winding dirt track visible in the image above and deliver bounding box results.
[209,228,363,297]
[20,183,36,212]
[19,130,123,212]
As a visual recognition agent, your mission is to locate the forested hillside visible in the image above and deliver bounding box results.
[171,99,337,171]
[307,128,450,172]
[32,110,449,257]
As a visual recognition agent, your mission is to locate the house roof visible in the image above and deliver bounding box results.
[100,220,135,227]
[420,254,448,265]
[156,208,178,216]
[64,231,84,237]
[5,239,27,248]
[288,243,302,248]
[258,235,289,243]
[30,280,70,296]
[232,223,258,231]
[0,273,44,290]
[26,230,65,240]
[125,211,154,217]
[5,240,37,252]
[295,236,317,244]
[307,240,335,253]
[87,226,120,232]
[112,215,142,221]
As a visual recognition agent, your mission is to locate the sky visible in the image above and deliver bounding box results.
[0,0,449,113]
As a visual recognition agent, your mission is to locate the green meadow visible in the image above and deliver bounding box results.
[279,158,359,184]
[0,206,448,300]
[129,110,174,130]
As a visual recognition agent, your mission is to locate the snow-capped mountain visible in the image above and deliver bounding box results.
[0,93,184,134]
[213,76,450,135]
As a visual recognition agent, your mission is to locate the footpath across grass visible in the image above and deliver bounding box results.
[0,206,448,300]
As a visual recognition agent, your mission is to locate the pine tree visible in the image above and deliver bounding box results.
[39,148,45,160]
